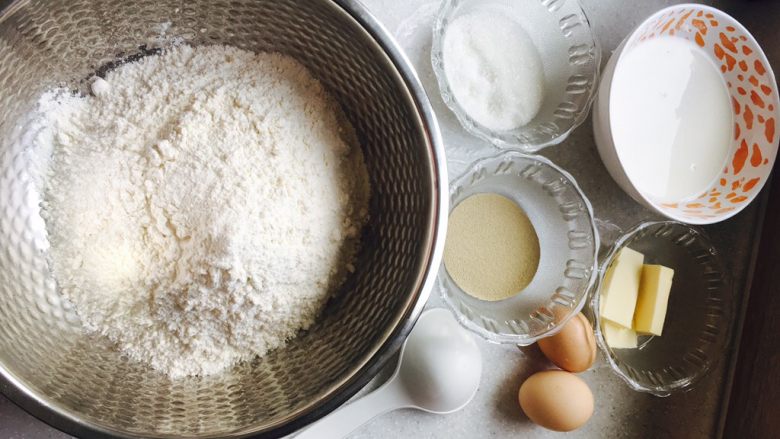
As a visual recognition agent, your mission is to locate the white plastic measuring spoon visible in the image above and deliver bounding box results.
[296,308,482,439]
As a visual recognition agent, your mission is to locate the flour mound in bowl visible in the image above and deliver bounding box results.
[30,45,370,378]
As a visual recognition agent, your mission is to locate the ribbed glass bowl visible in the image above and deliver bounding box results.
[431,0,600,151]
[438,150,598,345]
[592,221,734,396]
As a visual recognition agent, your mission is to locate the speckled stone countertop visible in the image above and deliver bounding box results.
[2,0,778,438]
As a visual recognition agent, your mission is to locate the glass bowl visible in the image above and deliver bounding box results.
[592,221,734,396]
[438,150,598,345]
[431,0,600,151]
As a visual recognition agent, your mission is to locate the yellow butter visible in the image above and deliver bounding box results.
[602,320,637,349]
[633,264,674,336]
[600,247,644,328]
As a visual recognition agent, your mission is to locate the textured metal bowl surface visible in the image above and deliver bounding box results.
[0,0,446,437]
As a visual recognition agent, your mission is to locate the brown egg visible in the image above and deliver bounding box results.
[537,312,596,373]
[518,370,594,432]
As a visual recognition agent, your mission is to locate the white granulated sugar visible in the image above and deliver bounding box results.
[31,45,369,378]
[443,10,545,131]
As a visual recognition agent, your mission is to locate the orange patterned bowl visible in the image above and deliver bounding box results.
[593,4,778,224]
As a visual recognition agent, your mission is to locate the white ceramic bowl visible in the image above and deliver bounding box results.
[593,4,779,224]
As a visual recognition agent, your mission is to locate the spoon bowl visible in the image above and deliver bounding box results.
[399,308,482,413]
[297,308,482,438]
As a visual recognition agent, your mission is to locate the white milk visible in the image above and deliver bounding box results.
[610,36,733,203]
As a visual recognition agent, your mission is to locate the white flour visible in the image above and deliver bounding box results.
[30,45,369,378]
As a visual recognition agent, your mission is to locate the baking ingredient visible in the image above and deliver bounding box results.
[442,10,544,131]
[538,312,596,373]
[518,370,594,432]
[443,193,540,301]
[610,36,732,203]
[601,320,638,349]
[599,247,644,328]
[31,45,369,378]
[634,265,675,336]
[90,77,110,97]
[599,251,676,347]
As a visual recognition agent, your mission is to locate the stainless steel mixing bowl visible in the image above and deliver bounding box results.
[0,0,447,437]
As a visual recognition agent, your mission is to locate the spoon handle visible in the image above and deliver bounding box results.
[295,376,411,439]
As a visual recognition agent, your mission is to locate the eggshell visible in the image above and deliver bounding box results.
[518,370,594,432]
[537,312,596,372]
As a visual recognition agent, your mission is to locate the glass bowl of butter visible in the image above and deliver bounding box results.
[438,150,598,345]
[592,221,734,396]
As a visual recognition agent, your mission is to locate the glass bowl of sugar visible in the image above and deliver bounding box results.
[431,0,600,151]
[438,150,599,344]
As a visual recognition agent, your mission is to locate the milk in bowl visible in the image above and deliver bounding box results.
[610,36,732,204]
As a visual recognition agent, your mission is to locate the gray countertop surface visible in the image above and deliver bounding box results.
[2,0,779,438]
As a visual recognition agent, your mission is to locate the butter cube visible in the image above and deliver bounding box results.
[600,247,644,328]
[633,264,674,336]
[602,320,637,349]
